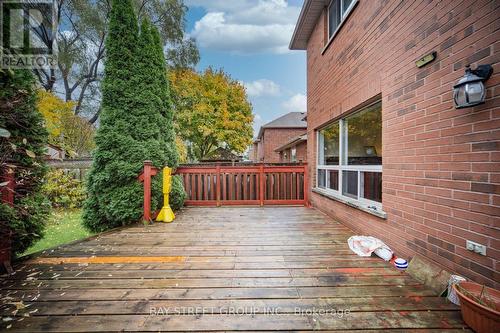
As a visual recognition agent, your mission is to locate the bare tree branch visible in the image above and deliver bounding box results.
[88,107,101,124]
[31,0,197,124]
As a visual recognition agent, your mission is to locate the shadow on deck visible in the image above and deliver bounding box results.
[1,207,468,332]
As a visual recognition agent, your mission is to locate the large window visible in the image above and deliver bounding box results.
[328,0,356,40]
[316,101,382,210]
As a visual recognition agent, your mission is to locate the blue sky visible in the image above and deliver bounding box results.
[184,0,306,136]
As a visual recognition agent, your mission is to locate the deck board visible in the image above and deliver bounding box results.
[0,207,468,332]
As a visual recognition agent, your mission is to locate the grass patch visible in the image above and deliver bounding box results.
[21,209,94,257]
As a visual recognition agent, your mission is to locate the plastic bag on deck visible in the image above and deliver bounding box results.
[347,236,393,261]
[447,275,466,305]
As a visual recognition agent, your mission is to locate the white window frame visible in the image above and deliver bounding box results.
[327,0,357,40]
[291,147,297,162]
[316,102,383,212]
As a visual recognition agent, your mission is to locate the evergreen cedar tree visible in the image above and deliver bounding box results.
[0,69,50,254]
[83,0,185,232]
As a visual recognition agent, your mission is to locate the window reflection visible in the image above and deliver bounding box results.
[342,170,357,199]
[345,102,382,165]
[318,169,326,188]
[328,170,339,191]
[361,172,382,203]
[318,121,339,165]
[316,100,382,208]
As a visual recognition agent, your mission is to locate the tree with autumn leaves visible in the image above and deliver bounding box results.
[2,0,254,248]
[169,68,254,161]
[37,91,95,158]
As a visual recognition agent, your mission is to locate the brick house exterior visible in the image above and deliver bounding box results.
[248,141,259,162]
[291,0,499,287]
[251,112,307,163]
[276,134,308,163]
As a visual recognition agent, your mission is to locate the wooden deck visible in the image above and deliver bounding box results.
[1,207,468,332]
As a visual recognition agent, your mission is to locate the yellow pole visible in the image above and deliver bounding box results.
[156,167,175,223]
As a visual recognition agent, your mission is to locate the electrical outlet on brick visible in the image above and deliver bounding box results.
[466,240,487,256]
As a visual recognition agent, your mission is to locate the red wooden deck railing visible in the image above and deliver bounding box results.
[138,161,159,222]
[1,168,14,273]
[175,163,309,206]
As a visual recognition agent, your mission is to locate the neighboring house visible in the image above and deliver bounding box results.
[291,0,499,287]
[45,143,65,160]
[248,140,260,162]
[251,112,307,163]
[275,134,307,163]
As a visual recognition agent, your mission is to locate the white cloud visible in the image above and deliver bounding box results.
[189,0,301,54]
[283,93,307,112]
[185,0,252,12]
[252,113,264,135]
[243,79,281,97]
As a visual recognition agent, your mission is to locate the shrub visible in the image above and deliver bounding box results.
[0,68,50,255]
[151,173,185,215]
[7,194,51,254]
[169,175,186,211]
[43,169,86,208]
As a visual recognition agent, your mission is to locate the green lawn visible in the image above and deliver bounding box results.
[21,209,95,257]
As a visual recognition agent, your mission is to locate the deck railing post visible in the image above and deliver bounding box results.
[143,160,153,222]
[259,164,264,206]
[1,168,14,274]
[216,165,221,207]
[1,169,14,207]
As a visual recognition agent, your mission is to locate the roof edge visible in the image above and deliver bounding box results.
[289,0,313,50]
[257,126,308,140]
[290,0,327,50]
[275,134,307,152]
[256,112,308,139]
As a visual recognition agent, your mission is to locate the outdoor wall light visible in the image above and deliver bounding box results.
[453,64,493,109]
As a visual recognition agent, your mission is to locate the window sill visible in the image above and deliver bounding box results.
[322,0,359,55]
[312,187,387,219]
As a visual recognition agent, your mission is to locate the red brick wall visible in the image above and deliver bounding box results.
[306,0,499,287]
[262,128,307,163]
[257,140,264,161]
[278,141,307,163]
[295,141,307,163]
[248,143,259,162]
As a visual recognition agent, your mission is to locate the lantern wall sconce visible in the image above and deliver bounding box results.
[453,64,493,109]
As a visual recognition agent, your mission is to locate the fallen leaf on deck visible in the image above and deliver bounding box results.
[9,301,25,310]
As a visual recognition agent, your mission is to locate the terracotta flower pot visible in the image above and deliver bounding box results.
[453,281,500,333]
